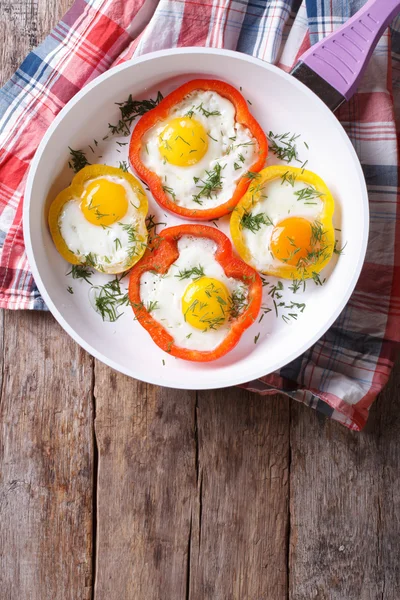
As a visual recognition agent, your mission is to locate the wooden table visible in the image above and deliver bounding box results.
[1,1,400,598]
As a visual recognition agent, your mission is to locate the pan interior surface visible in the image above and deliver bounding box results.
[24,49,368,389]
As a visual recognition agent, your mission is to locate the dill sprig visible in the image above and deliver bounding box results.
[118,160,129,172]
[241,209,273,233]
[267,131,300,163]
[281,170,297,187]
[196,102,221,117]
[334,239,347,255]
[294,186,324,202]
[290,220,331,283]
[119,223,140,262]
[68,147,90,173]
[175,265,205,281]
[146,214,167,235]
[310,220,325,246]
[146,300,159,313]
[162,185,177,201]
[289,279,306,294]
[312,272,324,286]
[108,91,163,136]
[192,163,224,204]
[92,274,130,322]
[66,264,93,284]
[245,171,261,181]
[229,288,248,319]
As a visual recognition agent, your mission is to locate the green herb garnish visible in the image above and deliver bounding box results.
[196,102,221,117]
[68,147,90,173]
[118,160,129,172]
[192,163,224,205]
[108,91,163,136]
[162,185,177,201]
[241,209,272,233]
[294,186,324,202]
[175,265,205,281]
[267,131,300,163]
[66,264,93,284]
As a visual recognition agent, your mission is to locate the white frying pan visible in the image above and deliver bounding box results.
[24,0,398,389]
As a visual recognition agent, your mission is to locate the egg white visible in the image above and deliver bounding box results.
[242,177,324,272]
[141,90,258,210]
[59,174,147,270]
[140,236,248,351]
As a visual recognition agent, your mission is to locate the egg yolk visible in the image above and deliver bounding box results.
[270,217,313,266]
[81,179,128,226]
[158,117,208,167]
[182,276,230,331]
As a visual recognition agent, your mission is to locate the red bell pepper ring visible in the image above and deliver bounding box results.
[129,79,268,221]
[128,224,263,362]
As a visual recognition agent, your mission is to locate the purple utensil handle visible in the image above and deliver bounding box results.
[299,0,400,100]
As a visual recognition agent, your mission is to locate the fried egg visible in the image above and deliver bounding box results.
[49,165,148,274]
[230,166,335,279]
[140,236,249,351]
[135,87,263,212]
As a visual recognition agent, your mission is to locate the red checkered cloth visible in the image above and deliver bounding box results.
[1,0,399,430]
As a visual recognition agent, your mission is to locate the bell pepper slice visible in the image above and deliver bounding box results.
[128,224,263,362]
[129,79,268,221]
[48,164,148,275]
[230,165,335,280]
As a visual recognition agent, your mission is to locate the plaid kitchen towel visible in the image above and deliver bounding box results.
[1,0,399,430]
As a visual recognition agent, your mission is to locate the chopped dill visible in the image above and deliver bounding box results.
[229,288,248,319]
[281,170,297,187]
[175,265,205,281]
[162,185,177,201]
[66,263,93,284]
[294,186,324,202]
[245,171,261,181]
[334,239,347,255]
[91,274,130,322]
[68,147,90,173]
[196,102,221,117]
[146,214,167,235]
[192,163,224,204]
[311,272,324,286]
[108,90,163,136]
[267,131,300,163]
[175,135,190,146]
[241,209,272,233]
[118,160,129,172]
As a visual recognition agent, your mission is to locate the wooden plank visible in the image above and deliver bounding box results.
[0,311,94,600]
[93,365,197,599]
[189,389,290,600]
[94,367,290,599]
[0,0,73,84]
[289,359,400,599]
[0,1,93,599]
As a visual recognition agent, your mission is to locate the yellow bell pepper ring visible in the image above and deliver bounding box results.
[230,165,335,280]
[48,165,149,275]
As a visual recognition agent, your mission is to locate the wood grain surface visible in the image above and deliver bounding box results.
[0,1,400,599]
